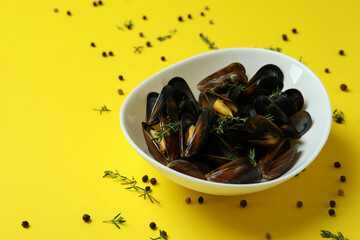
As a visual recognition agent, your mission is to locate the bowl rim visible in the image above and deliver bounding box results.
[120,47,332,190]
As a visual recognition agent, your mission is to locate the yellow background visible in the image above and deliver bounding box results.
[1,0,359,239]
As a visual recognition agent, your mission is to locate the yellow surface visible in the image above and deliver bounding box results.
[1,0,360,239]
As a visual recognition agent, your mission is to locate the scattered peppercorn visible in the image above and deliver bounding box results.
[150,178,157,185]
[209,20,214,24]
[108,51,114,56]
[328,209,335,216]
[149,222,156,230]
[162,231,167,237]
[145,186,151,191]
[118,75,124,80]
[93,2,97,6]
[117,89,124,95]
[139,32,144,37]
[188,14,192,19]
[292,28,298,34]
[198,196,204,204]
[205,6,209,10]
[91,42,96,47]
[340,84,347,91]
[330,200,336,208]
[265,232,272,239]
[66,11,72,16]
[334,162,341,168]
[200,12,205,16]
[82,214,91,222]
[337,189,344,196]
[54,8,58,12]
[143,15,147,20]
[296,201,303,208]
[161,56,166,61]
[98,0,103,5]
[339,50,345,56]
[282,34,288,41]
[178,16,183,22]
[199,33,203,38]
[185,197,191,204]
[146,41,151,47]
[325,68,330,73]
[240,200,247,208]
[102,51,107,57]
[142,175,148,182]
[22,221,29,228]
[340,175,346,182]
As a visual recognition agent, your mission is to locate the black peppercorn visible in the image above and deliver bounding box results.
[54,8,58,12]
[338,189,344,196]
[143,15,147,20]
[108,51,114,56]
[102,51,107,57]
[93,2,97,6]
[149,222,156,229]
[82,214,91,222]
[150,178,157,185]
[330,200,336,208]
[185,197,191,204]
[328,209,335,216]
[178,16,183,22]
[334,162,341,168]
[205,6,209,10]
[265,232,272,239]
[296,201,303,208]
[339,50,345,56]
[118,75,124,80]
[139,32,144,37]
[160,56,166,61]
[325,68,330,73]
[146,41,151,47]
[200,12,205,16]
[292,28,298,34]
[198,196,204,204]
[142,175,148,182]
[67,11,72,16]
[282,34,288,41]
[199,33,203,38]
[162,231,167,236]
[91,42,96,47]
[340,84,347,91]
[209,20,214,24]
[188,14,192,19]
[240,200,247,208]
[117,89,124,95]
[98,0,103,5]
[22,221,29,228]
[145,186,151,191]
[340,175,346,182]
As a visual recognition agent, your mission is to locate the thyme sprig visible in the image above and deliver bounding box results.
[215,115,248,134]
[157,29,177,41]
[200,34,218,49]
[103,170,159,204]
[93,105,111,114]
[103,212,126,229]
[265,114,275,122]
[210,81,241,93]
[267,46,282,52]
[134,46,144,54]
[248,148,257,166]
[268,86,283,99]
[320,230,348,240]
[151,230,168,240]
[332,109,344,123]
[151,120,181,143]
[124,20,134,30]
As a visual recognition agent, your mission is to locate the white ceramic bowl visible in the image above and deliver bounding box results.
[120,48,331,195]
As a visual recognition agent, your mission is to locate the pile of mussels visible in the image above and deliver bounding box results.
[142,63,312,184]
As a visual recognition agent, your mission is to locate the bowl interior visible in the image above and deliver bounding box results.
[120,48,331,195]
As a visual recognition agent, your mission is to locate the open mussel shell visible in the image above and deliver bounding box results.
[205,158,261,184]
[167,159,206,180]
[199,91,239,118]
[262,144,299,180]
[289,110,312,136]
[246,64,284,87]
[283,89,304,113]
[197,62,247,93]
[142,122,169,165]
[146,92,159,123]
[159,113,179,161]
[181,109,212,158]
[253,95,290,127]
[203,134,240,165]
[245,115,283,137]
[244,76,284,99]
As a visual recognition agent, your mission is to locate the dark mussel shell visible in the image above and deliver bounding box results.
[246,64,284,87]
[262,144,298,180]
[199,91,239,117]
[167,159,206,180]
[206,158,261,184]
[273,94,297,117]
[142,122,169,165]
[203,134,240,165]
[159,113,179,161]
[182,110,212,158]
[244,76,284,99]
[245,115,283,137]
[253,95,290,127]
[179,113,196,158]
[283,89,304,113]
[146,92,159,123]
[289,110,312,136]
[168,77,199,118]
